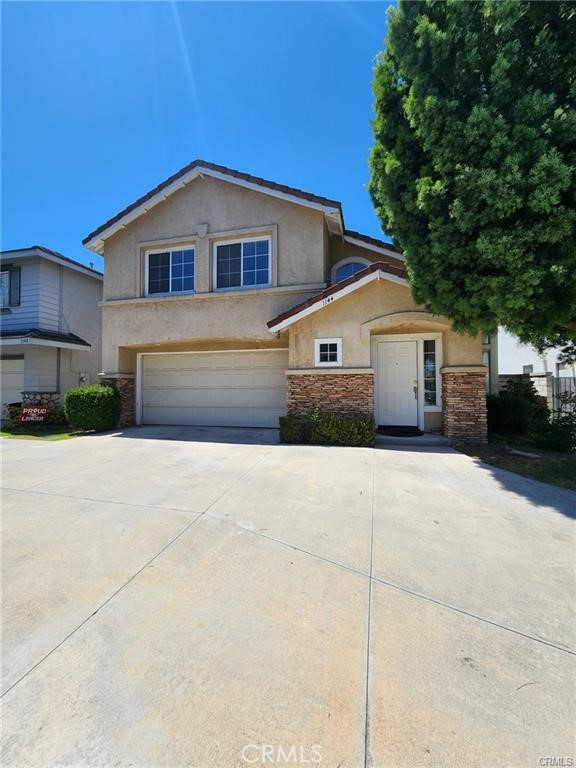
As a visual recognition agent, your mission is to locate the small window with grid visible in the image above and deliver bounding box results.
[314,338,342,367]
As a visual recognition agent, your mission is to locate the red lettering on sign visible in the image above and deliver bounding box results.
[20,406,49,423]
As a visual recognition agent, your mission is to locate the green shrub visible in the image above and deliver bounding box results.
[64,385,120,431]
[534,390,576,453]
[311,412,375,447]
[487,379,549,435]
[533,413,576,453]
[487,393,531,435]
[279,415,308,444]
[279,410,375,447]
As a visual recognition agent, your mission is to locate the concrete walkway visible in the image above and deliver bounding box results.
[1,426,575,767]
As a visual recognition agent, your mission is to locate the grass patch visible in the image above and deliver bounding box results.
[458,441,576,491]
[0,428,83,441]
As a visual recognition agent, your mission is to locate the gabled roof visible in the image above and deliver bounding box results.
[0,246,103,279]
[343,229,404,261]
[267,261,409,332]
[82,160,346,254]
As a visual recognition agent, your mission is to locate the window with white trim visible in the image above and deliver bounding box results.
[215,238,270,289]
[0,270,10,307]
[332,257,370,284]
[423,339,437,405]
[147,248,195,295]
[315,338,342,367]
[0,266,20,307]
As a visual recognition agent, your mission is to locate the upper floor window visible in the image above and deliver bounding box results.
[332,257,370,284]
[0,266,20,308]
[147,248,194,296]
[215,238,270,290]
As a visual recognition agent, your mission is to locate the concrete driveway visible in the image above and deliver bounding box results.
[1,426,575,767]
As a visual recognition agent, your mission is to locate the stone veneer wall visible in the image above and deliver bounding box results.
[286,372,374,416]
[21,392,61,408]
[442,370,487,443]
[100,377,135,427]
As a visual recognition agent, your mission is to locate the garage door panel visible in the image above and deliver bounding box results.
[143,386,285,409]
[143,405,285,428]
[141,351,288,428]
[143,369,287,390]
[143,350,287,370]
[1,358,25,408]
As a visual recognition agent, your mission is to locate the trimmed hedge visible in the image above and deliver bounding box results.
[280,410,375,447]
[534,412,576,453]
[64,385,120,431]
[487,379,549,435]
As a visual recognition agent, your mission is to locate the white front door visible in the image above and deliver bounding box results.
[376,341,418,426]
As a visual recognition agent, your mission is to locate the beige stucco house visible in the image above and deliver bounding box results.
[83,160,490,442]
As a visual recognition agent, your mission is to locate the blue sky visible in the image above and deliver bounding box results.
[2,1,392,269]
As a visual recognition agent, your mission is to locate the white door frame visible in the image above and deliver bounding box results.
[371,333,443,430]
[135,348,288,425]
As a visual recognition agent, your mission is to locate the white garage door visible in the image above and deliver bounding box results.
[141,350,288,428]
[1,357,24,409]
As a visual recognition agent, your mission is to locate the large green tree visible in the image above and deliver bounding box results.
[369,0,576,359]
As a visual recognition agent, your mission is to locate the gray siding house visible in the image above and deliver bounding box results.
[0,246,102,413]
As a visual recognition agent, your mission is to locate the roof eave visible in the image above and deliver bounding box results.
[83,164,344,254]
[268,268,408,333]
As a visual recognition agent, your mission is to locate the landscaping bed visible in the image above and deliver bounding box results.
[458,440,576,491]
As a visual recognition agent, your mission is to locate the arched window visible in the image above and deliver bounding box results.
[332,258,370,283]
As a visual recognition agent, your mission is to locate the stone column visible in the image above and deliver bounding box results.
[100,374,135,428]
[441,366,487,443]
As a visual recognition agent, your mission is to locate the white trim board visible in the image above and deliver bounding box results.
[343,235,405,263]
[268,269,409,332]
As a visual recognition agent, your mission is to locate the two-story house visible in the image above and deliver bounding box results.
[0,246,102,414]
[83,160,489,442]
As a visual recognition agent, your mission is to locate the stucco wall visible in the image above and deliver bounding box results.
[103,176,327,301]
[102,288,316,373]
[287,279,483,369]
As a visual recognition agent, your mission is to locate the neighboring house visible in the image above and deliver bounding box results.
[498,328,576,378]
[497,328,575,413]
[83,160,490,442]
[0,246,102,414]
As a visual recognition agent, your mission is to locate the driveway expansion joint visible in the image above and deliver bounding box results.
[363,451,376,768]
[1,449,274,699]
[371,575,576,657]
[207,513,575,660]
